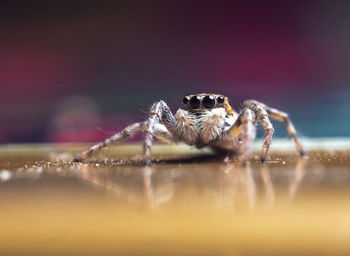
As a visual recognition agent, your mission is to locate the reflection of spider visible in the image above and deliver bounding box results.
[74,93,305,165]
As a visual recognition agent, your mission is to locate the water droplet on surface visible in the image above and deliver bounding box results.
[224,156,230,163]
[0,170,12,181]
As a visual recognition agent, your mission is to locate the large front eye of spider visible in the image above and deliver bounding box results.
[189,96,201,109]
[202,95,215,108]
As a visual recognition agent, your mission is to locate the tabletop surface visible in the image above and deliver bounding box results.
[0,140,350,256]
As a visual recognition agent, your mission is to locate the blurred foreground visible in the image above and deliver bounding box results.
[1,140,350,256]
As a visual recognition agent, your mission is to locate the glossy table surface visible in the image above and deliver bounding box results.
[0,140,350,256]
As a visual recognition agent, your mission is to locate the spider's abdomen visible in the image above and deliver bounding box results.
[173,108,227,146]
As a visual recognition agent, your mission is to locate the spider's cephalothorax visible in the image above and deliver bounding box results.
[171,94,237,147]
[74,93,305,165]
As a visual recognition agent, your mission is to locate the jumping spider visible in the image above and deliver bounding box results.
[74,93,305,165]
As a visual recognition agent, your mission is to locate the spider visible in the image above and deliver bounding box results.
[73,93,305,165]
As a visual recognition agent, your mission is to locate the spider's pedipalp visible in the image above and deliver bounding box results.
[219,108,256,164]
[198,108,227,145]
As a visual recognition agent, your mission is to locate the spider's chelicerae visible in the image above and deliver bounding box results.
[74,94,305,165]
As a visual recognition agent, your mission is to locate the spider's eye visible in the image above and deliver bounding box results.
[189,96,201,109]
[183,97,189,104]
[217,96,225,104]
[202,95,215,108]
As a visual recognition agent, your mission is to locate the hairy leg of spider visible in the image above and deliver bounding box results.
[238,109,256,163]
[73,122,143,162]
[244,100,305,156]
[242,101,274,163]
[143,101,177,165]
[224,108,256,163]
[153,123,177,144]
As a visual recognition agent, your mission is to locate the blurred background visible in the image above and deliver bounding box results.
[1,0,349,143]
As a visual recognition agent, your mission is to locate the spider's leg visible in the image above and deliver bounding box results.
[73,122,143,162]
[143,101,177,165]
[244,100,305,156]
[241,101,274,163]
[225,108,256,163]
[153,123,177,144]
[239,108,256,163]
